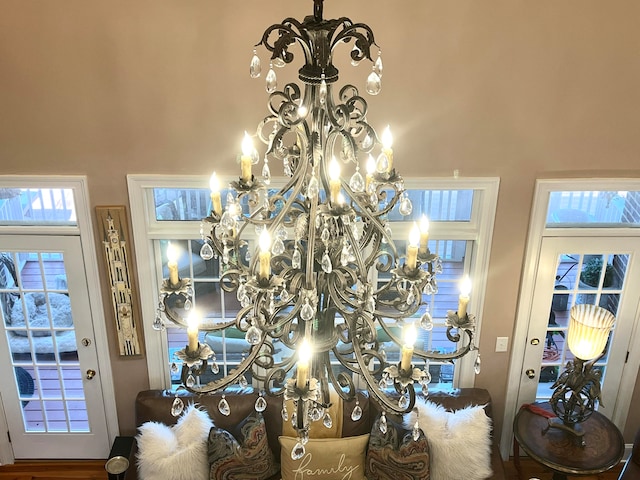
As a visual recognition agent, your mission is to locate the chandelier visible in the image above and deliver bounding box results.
[157,0,479,446]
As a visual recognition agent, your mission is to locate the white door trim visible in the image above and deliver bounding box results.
[500,178,640,459]
[0,175,119,464]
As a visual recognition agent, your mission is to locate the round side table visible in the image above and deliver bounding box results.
[513,402,624,480]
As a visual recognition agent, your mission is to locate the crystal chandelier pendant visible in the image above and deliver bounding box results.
[420,311,433,331]
[300,300,315,322]
[474,353,482,374]
[349,170,365,192]
[291,442,305,460]
[307,175,319,199]
[262,160,271,184]
[399,195,413,216]
[376,152,390,173]
[239,375,249,389]
[374,52,383,77]
[250,50,261,78]
[200,242,214,260]
[323,412,333,429]
[379,412,388,434]
[292,248,302,269]
[398,393,410,409]
[246,324,262,344]
[321,250,332,273]
[366,70,382,95]
[171,396,184,417]
[255,394,267,413]
[211,362,220,374]
[152,314,164,331]
[412,421,421,441]
[281,404,289,421]
[170,362,179,374]
[319,76,327,105]
[186,374,196,388]
[272,237,286,256]
[351,401,363,421]
[265,64,277,93]
[218,395,231,416]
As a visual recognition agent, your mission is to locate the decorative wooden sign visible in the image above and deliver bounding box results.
[96,206,143,356]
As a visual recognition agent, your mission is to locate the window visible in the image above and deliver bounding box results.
[128,175,499,391]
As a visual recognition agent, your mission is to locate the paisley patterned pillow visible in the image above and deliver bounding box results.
[366,414,430,480]
[207,411,279,480]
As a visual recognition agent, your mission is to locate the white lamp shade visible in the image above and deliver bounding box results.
[567,304,615,361]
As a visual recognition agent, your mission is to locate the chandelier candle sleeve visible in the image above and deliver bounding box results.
[258,228,271,281]
[240,132,253,183]
[400,324,417,372]
[329,157,341,204]
[166,242,180,287]
[406,223,420,270]
[458,276,472,318]
[419,215,430,255]
[381,126,394,172]
[187,312,199,352]
[209,172,222,216]
[296,339,311,387]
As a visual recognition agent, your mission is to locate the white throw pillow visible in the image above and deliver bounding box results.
[137,403,214,480]
[405,399,492,480]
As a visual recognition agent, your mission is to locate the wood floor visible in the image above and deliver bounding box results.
[0,457,624,480]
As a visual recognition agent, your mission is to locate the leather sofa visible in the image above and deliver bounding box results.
[125,387,506,480]
[619,427,640,479]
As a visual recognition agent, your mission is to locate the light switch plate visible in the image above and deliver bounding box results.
[495,336,509,352]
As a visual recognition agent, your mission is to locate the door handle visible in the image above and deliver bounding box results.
[86,369,96,380]
[525,369,536,379]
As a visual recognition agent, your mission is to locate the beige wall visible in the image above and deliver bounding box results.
[1,1,639,442]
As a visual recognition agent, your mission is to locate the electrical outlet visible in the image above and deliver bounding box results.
[495,336,509,352]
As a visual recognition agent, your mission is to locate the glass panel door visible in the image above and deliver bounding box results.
[0,236,109,458]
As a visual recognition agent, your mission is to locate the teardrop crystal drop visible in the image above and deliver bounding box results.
[422,382,429,396]
[239,375,249,389]
[250,53,262,78]
[321,228,330,243]
[291,442,305,460]
[272,56,286,68]
[272,238,286,256]
[266,67,277,94]
[245,325,262,345]
[281,405,289,421]
[379,413,388,434]
[211,362,220,374]
[218,397,231,416]
[310,407,323,422]
[399,196,413,216]
[351,403,363,421]
[420,311,434,331]
[366,71,382,95]
[374,55,383,77]
[221,211,235,229]
[152,314,164,331]
[170,362,179,374]
[474,353,482,375]
[280,289,290,302]
[292,249,302,269]
[171,397,184,417]
[307,176,319,199]
[262,162,271,184]
[398,394,410,409]
[321,251,333,273]
[349,171,365,192]
[255,395,267,413]
[406,292,415,305]
[300,302,315,322]
[184,298,192,310]
[200,242,214,260]
[412,421,421,441]
[186,374,196,388]
[376,152,390,173]
[323,412,333,429]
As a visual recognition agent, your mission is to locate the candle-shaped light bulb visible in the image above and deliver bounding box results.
[186,311,199,352]
[209,172,222,216]
[458,275,472,318]
[240,132,254,183]
[329,156,341,204]
[400,323,417,372]
[166,242,180,286]
[419,215,430,255]
[296,338,312,387]
[365,154,376,191]
[258,227,271,281]
[381,125,394,172]
[406,223,420,270]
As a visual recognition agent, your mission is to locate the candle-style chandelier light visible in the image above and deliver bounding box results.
[157,0,479,451]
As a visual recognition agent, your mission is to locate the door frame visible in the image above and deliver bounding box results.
[500,178,640,459]
[0,176,118,464]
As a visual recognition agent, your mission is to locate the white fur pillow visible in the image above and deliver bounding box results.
[137,404,214,480]
[405,399,492,480]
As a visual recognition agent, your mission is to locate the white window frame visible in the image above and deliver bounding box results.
[128,174,499,390]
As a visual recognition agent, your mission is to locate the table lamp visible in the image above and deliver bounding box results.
[547,304,615,440]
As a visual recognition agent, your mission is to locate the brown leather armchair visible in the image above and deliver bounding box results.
[619,427,640,479]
